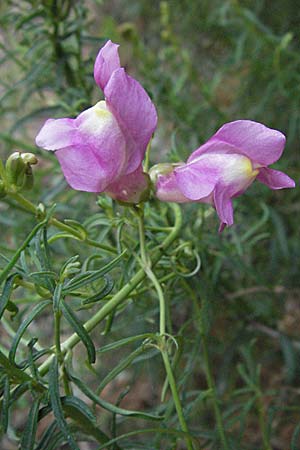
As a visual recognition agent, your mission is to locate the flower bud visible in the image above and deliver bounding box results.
[6,152,26,187]
[5,152,37,191]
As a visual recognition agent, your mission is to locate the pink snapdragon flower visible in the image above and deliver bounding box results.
[36,41,157,203]
[151,120,295,231]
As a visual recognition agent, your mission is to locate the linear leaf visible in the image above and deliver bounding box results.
[96,347,146,394]
[63,251,125,293]
[0,350,33,384]
[9,300,51,364]
[81,276,114,305]
[20,397,41,450]
[0,376,9,434]
[61,299,95,364]
[48,357,79,450]
[291,422,300,450]
[96,333,154,354]
[0,273,19,319]
[69,373,162,421]
[0,220,47,286]
[62,396,110,445]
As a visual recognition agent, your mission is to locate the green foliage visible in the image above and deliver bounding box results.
[1,0,300,449]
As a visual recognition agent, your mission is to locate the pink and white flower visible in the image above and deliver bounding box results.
[36,41,157,203]
[151,120,295,231]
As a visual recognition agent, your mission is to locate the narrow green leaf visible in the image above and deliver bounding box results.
[70,373,162,421]
[62,396,110,445]
[49,357,79,450]
[63,251,125,293]
[20,397,41,450]
[37,397,111,447]
[53,282,63,313]
[96,333,154,354]
[61,299,95,364]
[0,273,19,319]
[9,300,51,364]
[0,220,47,286]
[291,422,300,450]
[81,276,114,305]
[280,334,297,383]
[96,427,200,450]
[0,350,33,384]
[0,377,9,434]
[34,420,58,450]
[96,347,147,394]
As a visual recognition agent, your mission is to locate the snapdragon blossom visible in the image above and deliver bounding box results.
[152,120,295,231]
[36,40,157,203]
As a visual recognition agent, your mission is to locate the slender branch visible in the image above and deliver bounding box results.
[7,192,116,254]
[136,205,193,450]
[38,203,182,376]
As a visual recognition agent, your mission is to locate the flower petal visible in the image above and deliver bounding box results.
[35,118,77,151]
[94,40,120,90]
[213,183,234,230]
[56,145,108,192]
[104,68,158,174]
[257,167,295,189]
[75,101,127,184]
[54,102,127,193]
[174,159,218,200]
[189,120,286,166]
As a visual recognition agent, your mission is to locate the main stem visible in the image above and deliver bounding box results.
[136,206,194,450]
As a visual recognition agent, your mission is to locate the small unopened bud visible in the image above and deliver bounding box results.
[36,203,46,220]
[149,163,183,184]
[6,152,25,187]
[5,152,37,191]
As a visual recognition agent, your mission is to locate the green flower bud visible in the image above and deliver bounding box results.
[5,152,37,191]
[6,152,26,187]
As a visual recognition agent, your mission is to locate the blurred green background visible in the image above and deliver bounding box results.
[1,1,300,449]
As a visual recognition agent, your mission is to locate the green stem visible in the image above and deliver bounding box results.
[9,192,37,214]
[184,280,230,450]
[38,203,182,376]
[8,193,116,254]
[136,206,193,450]
[161,350,193,448]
